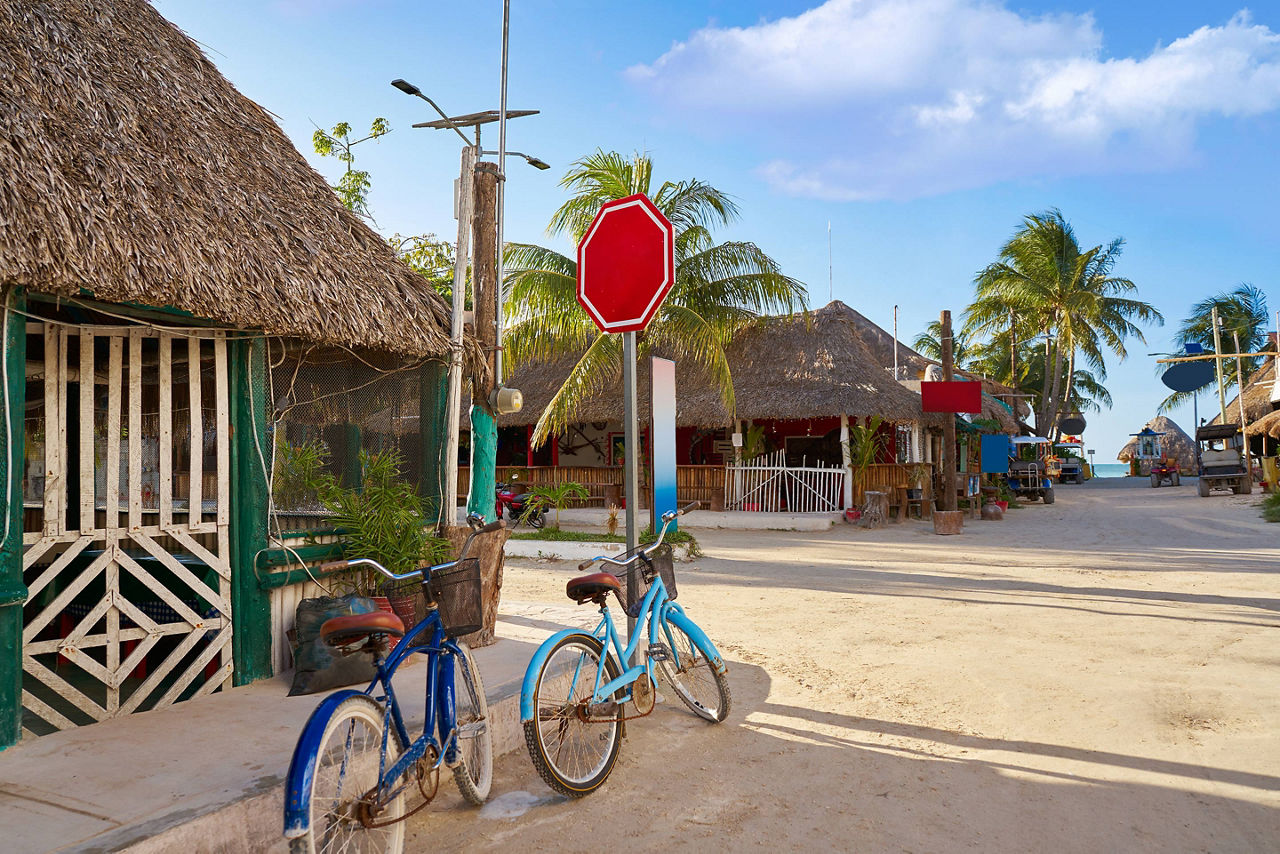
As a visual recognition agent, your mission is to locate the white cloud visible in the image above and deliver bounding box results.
[627,2,1280,200]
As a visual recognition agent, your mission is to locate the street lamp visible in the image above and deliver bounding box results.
[390,78,546,523]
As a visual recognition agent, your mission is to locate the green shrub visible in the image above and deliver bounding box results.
[1261,493,1280,523]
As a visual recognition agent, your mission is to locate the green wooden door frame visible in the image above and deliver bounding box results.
[229,336,272,685]
[0,288,27,750]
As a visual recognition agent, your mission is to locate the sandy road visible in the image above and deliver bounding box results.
[407,478,1279,852]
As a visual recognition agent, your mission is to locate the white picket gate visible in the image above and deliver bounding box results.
[21,326,233,735]
[724,450,847,513]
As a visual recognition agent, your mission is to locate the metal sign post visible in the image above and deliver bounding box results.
[622,331,640,647]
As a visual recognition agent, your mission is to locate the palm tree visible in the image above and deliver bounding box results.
[965,209,1162,436]
[1158,284,1269,412]
[504,150,807,444]
[912,322,977,365]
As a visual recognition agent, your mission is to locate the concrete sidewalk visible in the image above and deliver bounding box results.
[0,601,600,854]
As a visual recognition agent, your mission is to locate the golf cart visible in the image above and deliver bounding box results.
[1194,424,1251,497]
[1007,436,1056,504]
[1054,441,1087,484]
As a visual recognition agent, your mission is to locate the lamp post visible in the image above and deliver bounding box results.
[390,79,544,523]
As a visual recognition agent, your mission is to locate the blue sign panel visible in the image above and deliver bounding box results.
[980,434,1011,474]
[650,358,678,532]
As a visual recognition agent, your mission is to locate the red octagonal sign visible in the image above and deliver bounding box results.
[576,193,676,334]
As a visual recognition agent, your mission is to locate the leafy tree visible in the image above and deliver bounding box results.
[504,150,808,445]
[313,118,390,219]
[964,209,1161,436]
[389,232,466,305]
[1159,284,1269,412]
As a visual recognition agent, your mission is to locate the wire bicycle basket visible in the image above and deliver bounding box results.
[427,557,483,637]
[606,544,677,618]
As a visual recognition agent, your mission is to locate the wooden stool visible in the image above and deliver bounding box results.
[860,490,888,529]
[887,485,909,523]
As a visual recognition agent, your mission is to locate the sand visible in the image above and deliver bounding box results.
[408,477,1280,852]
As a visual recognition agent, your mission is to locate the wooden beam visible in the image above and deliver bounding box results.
[0,288,27,750]
[229,337,272,684]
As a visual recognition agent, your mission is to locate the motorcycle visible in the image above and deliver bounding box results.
[495,482,545,528]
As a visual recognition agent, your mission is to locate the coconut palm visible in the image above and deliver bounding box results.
[911,322,977,366]
[964,209,1162,435]
[1158,284,1269,412]
[504,150,807,444]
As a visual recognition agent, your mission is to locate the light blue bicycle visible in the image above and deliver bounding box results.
[520,502,730,796]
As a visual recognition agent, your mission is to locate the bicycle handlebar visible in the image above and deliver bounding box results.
[578,501,698,573]
[314,517,506,581]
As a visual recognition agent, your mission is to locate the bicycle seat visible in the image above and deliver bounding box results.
[321,612,405,646]
[566,572,621,605]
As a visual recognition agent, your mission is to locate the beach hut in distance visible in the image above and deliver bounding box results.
[0,0,482,746]
[1117,416,1197,475]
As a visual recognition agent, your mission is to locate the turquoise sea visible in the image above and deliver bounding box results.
[1090,463,1131,478]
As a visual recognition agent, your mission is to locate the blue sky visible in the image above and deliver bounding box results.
[154,0,1280,458]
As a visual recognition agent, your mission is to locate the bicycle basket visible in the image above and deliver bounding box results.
[427,558,483,637]
[607,544,677,619]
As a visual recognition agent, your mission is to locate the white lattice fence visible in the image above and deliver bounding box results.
[724,451,846,513]
[21,327,232,735]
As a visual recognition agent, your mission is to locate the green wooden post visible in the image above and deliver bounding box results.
[0,289,26,749]
[418,360,448,526]
[466,404,496,518]
[229,336,272,684]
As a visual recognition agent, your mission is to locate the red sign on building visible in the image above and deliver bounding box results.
[921,380,982,414]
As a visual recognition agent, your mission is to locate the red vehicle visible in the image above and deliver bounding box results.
[495,482,545,528]
[1150,457,1180,488]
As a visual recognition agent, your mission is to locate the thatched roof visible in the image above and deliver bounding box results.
[1247,408,1280,440]
[502,301,946,428]
[1210,358,1277,427]
[0,0,479,368]
[1116,416,1197,471]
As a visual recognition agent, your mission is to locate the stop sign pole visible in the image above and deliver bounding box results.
[576,194,675,648]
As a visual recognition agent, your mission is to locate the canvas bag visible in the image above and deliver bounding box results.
[288,594,379,696]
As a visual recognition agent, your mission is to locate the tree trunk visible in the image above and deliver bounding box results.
[444,524,510,648]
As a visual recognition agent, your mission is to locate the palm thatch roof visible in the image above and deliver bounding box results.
[1209,358,1277,427]
[1116,416,1197,471]
[502,301,946,428]
[1247,408,1280,440]
[1,0,479,368]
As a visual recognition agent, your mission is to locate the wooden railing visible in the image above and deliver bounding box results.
[853,463,934,504]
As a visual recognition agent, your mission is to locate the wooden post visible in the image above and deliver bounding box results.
[230,336,272,685]
[0,289,27,749]
[1211,306,1228,424]
[467,162,500,517]
[940,310,957,512]
[840,414,853,509]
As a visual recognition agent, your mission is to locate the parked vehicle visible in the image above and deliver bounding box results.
[283,515,500,853]
[1149,457,1180,488]
[520,502,730,797]
[1006,437,1056,504]
[495,482,545,528]
[1054,443,1087,484]
[1194,424,1251,497]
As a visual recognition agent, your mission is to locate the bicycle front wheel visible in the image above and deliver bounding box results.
[294,694,405,854]
[523,633,622,797]
[449,642,493,805]
[658,619,732,723]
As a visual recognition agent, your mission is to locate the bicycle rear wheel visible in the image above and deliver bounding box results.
[449,642,493,805]
[293,694,405,854]
[523,633,622,797]
[658,619,731,723]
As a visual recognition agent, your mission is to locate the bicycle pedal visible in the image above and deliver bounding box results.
[647,643,672,662]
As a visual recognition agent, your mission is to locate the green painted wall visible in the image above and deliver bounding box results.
[467,403,496,518]
[229,337,272,685]
[418,360,448,526]
[0,289,26,750]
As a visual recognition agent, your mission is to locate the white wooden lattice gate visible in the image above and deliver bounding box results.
[724,450,847,513]
[21,327,232,735]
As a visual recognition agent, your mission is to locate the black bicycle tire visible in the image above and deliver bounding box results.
[523,633,622,797]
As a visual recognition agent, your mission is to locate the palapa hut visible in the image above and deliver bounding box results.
[1117,416,1197,475]
[498,301,948,510]
[1210,348,1279,457]
[0,0,481,744]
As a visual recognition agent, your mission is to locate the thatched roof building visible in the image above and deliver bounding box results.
[502,301,946,428]
[0,0,476,366]
[1209,358,1277,427]
[1117,416,1197,472]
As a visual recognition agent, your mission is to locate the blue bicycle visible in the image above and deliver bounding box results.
[283,515,501,853]
[520,502,730,796]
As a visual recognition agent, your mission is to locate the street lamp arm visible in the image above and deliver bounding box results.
[480,149,550,170]
[390,79,472,146]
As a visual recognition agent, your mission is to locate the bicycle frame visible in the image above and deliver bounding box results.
[283,607,481,837]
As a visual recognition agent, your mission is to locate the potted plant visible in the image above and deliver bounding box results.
[318,449,450,625]
[905,463,930,500]
[846,416,886,504]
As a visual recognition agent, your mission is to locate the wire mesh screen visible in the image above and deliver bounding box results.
[268,343,433,516]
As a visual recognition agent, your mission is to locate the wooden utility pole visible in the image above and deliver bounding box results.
[466,162,500,517]
[1211,305,1228,424]
[940,310,957,512]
